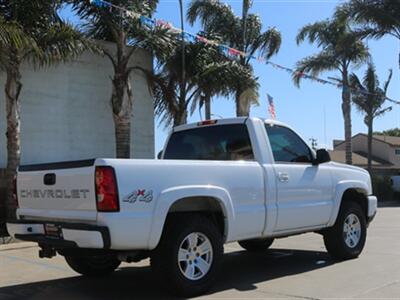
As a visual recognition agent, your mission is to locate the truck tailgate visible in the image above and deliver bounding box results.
[17,159,97,221]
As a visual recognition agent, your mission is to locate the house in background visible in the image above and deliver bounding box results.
[0,41,155,216]
[330,133,400,175]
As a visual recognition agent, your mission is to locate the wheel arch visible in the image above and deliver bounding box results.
[328,181,370,227]
[147,185,235,249]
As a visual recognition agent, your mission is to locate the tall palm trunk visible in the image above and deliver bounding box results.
[341,70,352,165]
[178,0,188,126]
[235,0,251,117]
[367,115,373,174]
[204,94,211,120]
[235,90,250,117]
[5,60,22,220]
[111,72,133,158]
[174,107,187,127]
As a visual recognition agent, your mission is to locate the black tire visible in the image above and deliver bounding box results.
[323,201,367,260]
[238,238,274,252]
[151,213,223,297]
[65,255,121,276]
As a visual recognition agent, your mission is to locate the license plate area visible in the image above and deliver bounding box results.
[44,224,62,239]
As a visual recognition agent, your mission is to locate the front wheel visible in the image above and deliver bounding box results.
[323,201,367,260]
[65,255,121,276]
[151,213,223,297]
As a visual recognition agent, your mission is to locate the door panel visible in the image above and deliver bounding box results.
[263,123,334,232]
[273,163,333,231]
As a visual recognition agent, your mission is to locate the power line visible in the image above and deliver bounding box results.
[89,0,399,105]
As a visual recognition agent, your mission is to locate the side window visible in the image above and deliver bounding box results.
[164,124,254,161]
[265,124,313,163]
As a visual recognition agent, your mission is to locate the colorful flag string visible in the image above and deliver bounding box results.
[89,0,400,105]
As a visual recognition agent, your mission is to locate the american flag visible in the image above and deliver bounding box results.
[267,94,276,120]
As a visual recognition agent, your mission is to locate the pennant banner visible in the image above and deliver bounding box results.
[89,0,400,105]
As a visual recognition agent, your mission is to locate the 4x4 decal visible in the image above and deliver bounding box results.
[123,189,153,203]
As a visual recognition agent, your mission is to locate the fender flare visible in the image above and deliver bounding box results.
[147,185,235,249]
[327,180,369,227]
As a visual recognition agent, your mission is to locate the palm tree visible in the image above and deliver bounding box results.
[337,0,400,70]
[191,60,259,120]
[350,63,392,173]
[0,0,94,219]
[154,42,200,127]
[187,0,281,116]
[189,36,258,120]
[294,16,370,165]
[148,41,257,126]
[150,42,212,127]
[70,0,172,158]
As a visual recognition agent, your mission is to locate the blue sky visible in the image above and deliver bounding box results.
[62,0,400,154]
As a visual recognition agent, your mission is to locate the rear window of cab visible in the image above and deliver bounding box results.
[163,124,254,161]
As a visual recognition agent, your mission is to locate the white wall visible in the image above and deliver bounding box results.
[0,41,154,167]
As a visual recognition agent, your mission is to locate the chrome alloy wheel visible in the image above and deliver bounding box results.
[343,213,362,248]
[178,232,213,280]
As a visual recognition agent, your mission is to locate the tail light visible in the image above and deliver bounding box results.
[13,176,19,208]
[95,166,119,212]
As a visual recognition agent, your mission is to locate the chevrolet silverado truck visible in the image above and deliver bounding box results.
[7,117,377,297]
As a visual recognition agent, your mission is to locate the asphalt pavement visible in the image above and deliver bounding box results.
[0,205,399,299]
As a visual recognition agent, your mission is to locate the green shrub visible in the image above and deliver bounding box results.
[372,175,394,201]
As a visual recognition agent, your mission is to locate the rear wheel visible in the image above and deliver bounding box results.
[323,201,367,260]
[65,255,120,276]
[151,213,223,297]
[238,238,274,252]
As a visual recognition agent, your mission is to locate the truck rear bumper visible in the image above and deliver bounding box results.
[6,220,110,249]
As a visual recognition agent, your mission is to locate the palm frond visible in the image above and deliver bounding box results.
[383,69,393,94]
[374,106,392,119]
[187,0,237,34]
[340,0,400,39]
[296,20,330,46]
[293,51,339,86]
[350,62,392,123]
[0,18,31,50]
[29,22,98,68]
[252,27,282,60]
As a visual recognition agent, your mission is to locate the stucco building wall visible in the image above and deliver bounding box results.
[0,41,154,168]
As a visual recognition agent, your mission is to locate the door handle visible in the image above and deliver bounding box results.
[278,172,289,182]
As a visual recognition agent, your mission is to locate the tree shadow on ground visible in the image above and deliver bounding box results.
[0,248,335,300]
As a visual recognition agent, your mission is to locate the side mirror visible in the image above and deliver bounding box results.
[313,149,331,165]
[157,151,163,159]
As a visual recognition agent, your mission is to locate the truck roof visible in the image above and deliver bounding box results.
[173,117,289,132]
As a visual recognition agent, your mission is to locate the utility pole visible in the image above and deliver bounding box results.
[241,0,251,115]
[241,0,250,65]
[178,0,186,124]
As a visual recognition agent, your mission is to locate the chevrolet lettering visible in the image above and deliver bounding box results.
[20,189,90,199]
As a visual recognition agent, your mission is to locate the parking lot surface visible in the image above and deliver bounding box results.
[0,206,399,299]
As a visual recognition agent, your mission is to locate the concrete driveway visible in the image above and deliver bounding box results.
[0,206,399,299]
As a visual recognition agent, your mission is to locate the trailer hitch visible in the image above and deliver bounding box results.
[38,244,57,259]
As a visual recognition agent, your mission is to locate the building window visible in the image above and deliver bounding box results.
[395,149,400,155]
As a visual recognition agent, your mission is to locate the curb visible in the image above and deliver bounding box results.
[0,241,37,252]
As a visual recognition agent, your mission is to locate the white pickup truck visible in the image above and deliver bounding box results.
[7,117,377,297]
